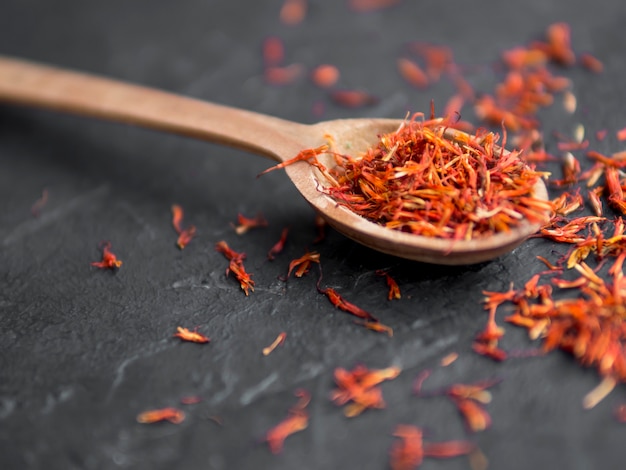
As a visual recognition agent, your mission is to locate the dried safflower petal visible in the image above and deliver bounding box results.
[580,53,604,73]
[311,64,340,88]
[263,332,287,356]
[232,212,268,235]
[330,89,379,108]
[91,241,122,270]
[262,36,284,66]
[173,327,210,344]
[171,204,196,249]
[279,0,306,25]
[397,57,428,88]
[137,407,185,424]
[264,390,310,454]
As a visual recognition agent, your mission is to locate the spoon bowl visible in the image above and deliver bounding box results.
[0,56,549,264]
[290,120,548,264]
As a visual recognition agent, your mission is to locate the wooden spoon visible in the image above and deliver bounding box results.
[0,56,548,264]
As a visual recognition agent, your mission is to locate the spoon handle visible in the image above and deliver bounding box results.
[0,55,307,161]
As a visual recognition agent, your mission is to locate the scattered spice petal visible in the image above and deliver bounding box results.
[329,89,379,108]
[265,64,304,86]
[180,395,203,405]
[265,389,310,454]
[349,0,402,13]
[262,36,285,67]
[173,326,210,344]
[91,241,122,270]
[268,227,289,260]
[137,407,185,424]
[283,115,550,240]
[215,241,254,295]
[355,320,393,336]
[397,57,429,88]
[376,270,401,300]
[233,212,268,235]
[279,0,307,25]
[331,365,400,416]
[287,250,320,278]
[311,64,340,88]
[440,352,459,367]
[263,332,287,356]
[580,52,604,73]
[171,204,196,249]
[390,425,475,470]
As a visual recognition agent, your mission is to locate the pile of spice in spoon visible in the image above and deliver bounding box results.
[262,112,552,241]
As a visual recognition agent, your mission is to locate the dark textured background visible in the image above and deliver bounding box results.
[1,1,625,469]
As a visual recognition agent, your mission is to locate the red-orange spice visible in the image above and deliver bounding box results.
[286,250,320,278]
[348,0,402,13]
[232,212,268,235]
[480,250,626,408]
[331,365,400,417]
[605,166,626,214]
[279,0,307,25]
[263,332,287,356]
[316,266,379,322]
[171,204,196,249]
[319,286,378,321]
[587,188,604,217]
[551,190,584,217]
[397,57,429,88]
[354,320,394,336]
[440,352,459,367]
[580,52,604,73]
[264,64,304,86]
[264,114,551,240]
[258,145,329,177]
[453,396,492,432]
[443,94,465,120]
[473,286,515,361]
[587,150,626,169]
[531,22,576,66]
[502,47,548,70]
[262,36,285,67]
[390,425,424,470]
[267,227,289,260]
[376,270,401,300]
[416,375,500,433]
[470,23,575,140]
[264,389,310,454]
[91,241,122,270]
[389,424,475,470]
[329,89,379,108]
[173,326,210,344]
[407,43,454,82]
[311,64,340,88]
[377,21,626,421]
[180,395,203,405]
[215,240,254,295]
[136,407,185,424]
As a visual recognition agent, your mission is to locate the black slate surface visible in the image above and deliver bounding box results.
[1,1,626,469]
